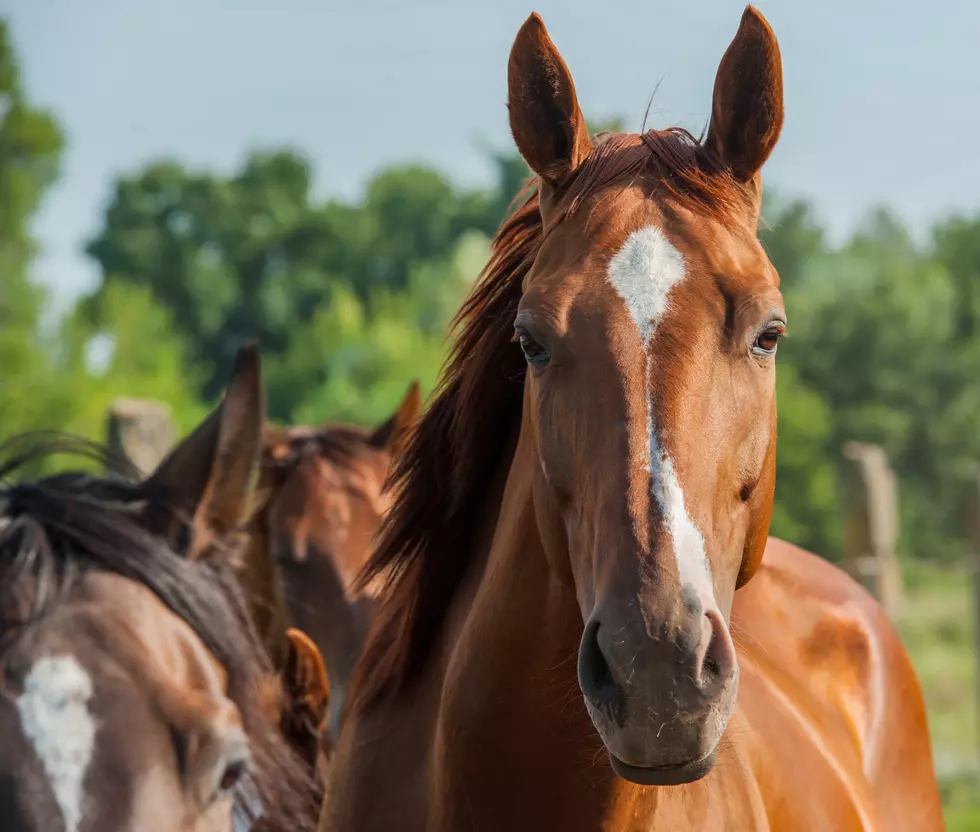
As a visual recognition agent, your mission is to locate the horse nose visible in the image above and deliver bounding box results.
[578,603,736,725]
[578,619,619,719]
[694,607,736,694]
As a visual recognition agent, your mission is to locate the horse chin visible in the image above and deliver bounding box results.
[586,695,731,787]
[608,748,718,786]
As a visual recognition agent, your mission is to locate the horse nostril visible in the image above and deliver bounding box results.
[695,608,736,692]
[578,620,618,717]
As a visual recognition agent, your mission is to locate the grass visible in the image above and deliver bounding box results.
[941,773,980,832]
[899,560,980,827]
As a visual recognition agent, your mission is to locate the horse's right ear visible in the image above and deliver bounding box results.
[141,343,265,559]
[507,13,591,190]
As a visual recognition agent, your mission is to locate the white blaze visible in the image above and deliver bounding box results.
[17,656,96,832]
[606,225,714,600]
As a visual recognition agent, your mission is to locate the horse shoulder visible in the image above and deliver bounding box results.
[732,537,942,831]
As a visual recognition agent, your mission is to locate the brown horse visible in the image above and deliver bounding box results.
[0,346,321,831]
[321,8,941,831]
[244,383,421,741]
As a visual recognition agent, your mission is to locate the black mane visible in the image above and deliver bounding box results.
[0,431,320,831]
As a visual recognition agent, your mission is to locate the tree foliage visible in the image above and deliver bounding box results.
[0,19,69,442]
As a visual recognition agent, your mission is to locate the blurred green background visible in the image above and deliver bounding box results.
[1,15,979,826]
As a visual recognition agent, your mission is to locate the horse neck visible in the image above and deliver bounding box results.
[431,426,626,827]
[286,541,371,739]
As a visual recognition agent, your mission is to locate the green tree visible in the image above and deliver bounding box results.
[771,363,841,558]
[357,166,459,290]
[61,280,207,440]
[85,152,330,404]
[282,231,490,427]
[933,213,980,342]
[759,192,826,292]
[85,154,501,415]
[779,209,980,561]
[0,19,69,442]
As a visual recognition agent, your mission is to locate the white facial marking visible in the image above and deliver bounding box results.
[606,226,686,343]
[607,225,714,602]
[17,656,96,832]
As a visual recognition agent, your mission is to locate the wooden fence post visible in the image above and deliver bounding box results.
[840,441,903,619]
[105,397,174,477]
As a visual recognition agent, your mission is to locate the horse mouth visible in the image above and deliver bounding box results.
[608,748,717,786]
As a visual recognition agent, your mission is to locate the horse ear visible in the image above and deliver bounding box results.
[368,380,421,455]
[141,342,265,558]
[704,6,783,193]
[283,628,330,713]
[279,628,330,768]
[507,13,592,189]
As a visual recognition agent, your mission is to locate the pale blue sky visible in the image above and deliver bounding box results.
[3,0,978,301]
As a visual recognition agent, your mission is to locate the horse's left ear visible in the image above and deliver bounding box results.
[141,342,265,558]
[279,628,330,769]
[368,380,421,455]
[705,6,783,197]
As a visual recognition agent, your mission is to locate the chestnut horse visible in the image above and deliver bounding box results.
[0,346,321,831]
[321,8,941,831]
[244,382,421,742]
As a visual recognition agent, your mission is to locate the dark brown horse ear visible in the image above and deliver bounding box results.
[704,6,784,194]
[368,380,421,455]
[507,13,592,190]
[141,342,265,559]
[279,628,330,769]
[283,628,330,714]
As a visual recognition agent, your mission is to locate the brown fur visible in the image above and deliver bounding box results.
[352,127,749,712]
[244,384,421,738]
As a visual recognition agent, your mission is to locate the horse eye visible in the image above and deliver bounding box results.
[217,756,250,797]
[517,332,550,365]
[752,326,783,356]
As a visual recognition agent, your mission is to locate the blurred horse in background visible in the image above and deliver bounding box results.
[243,382,421,745]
